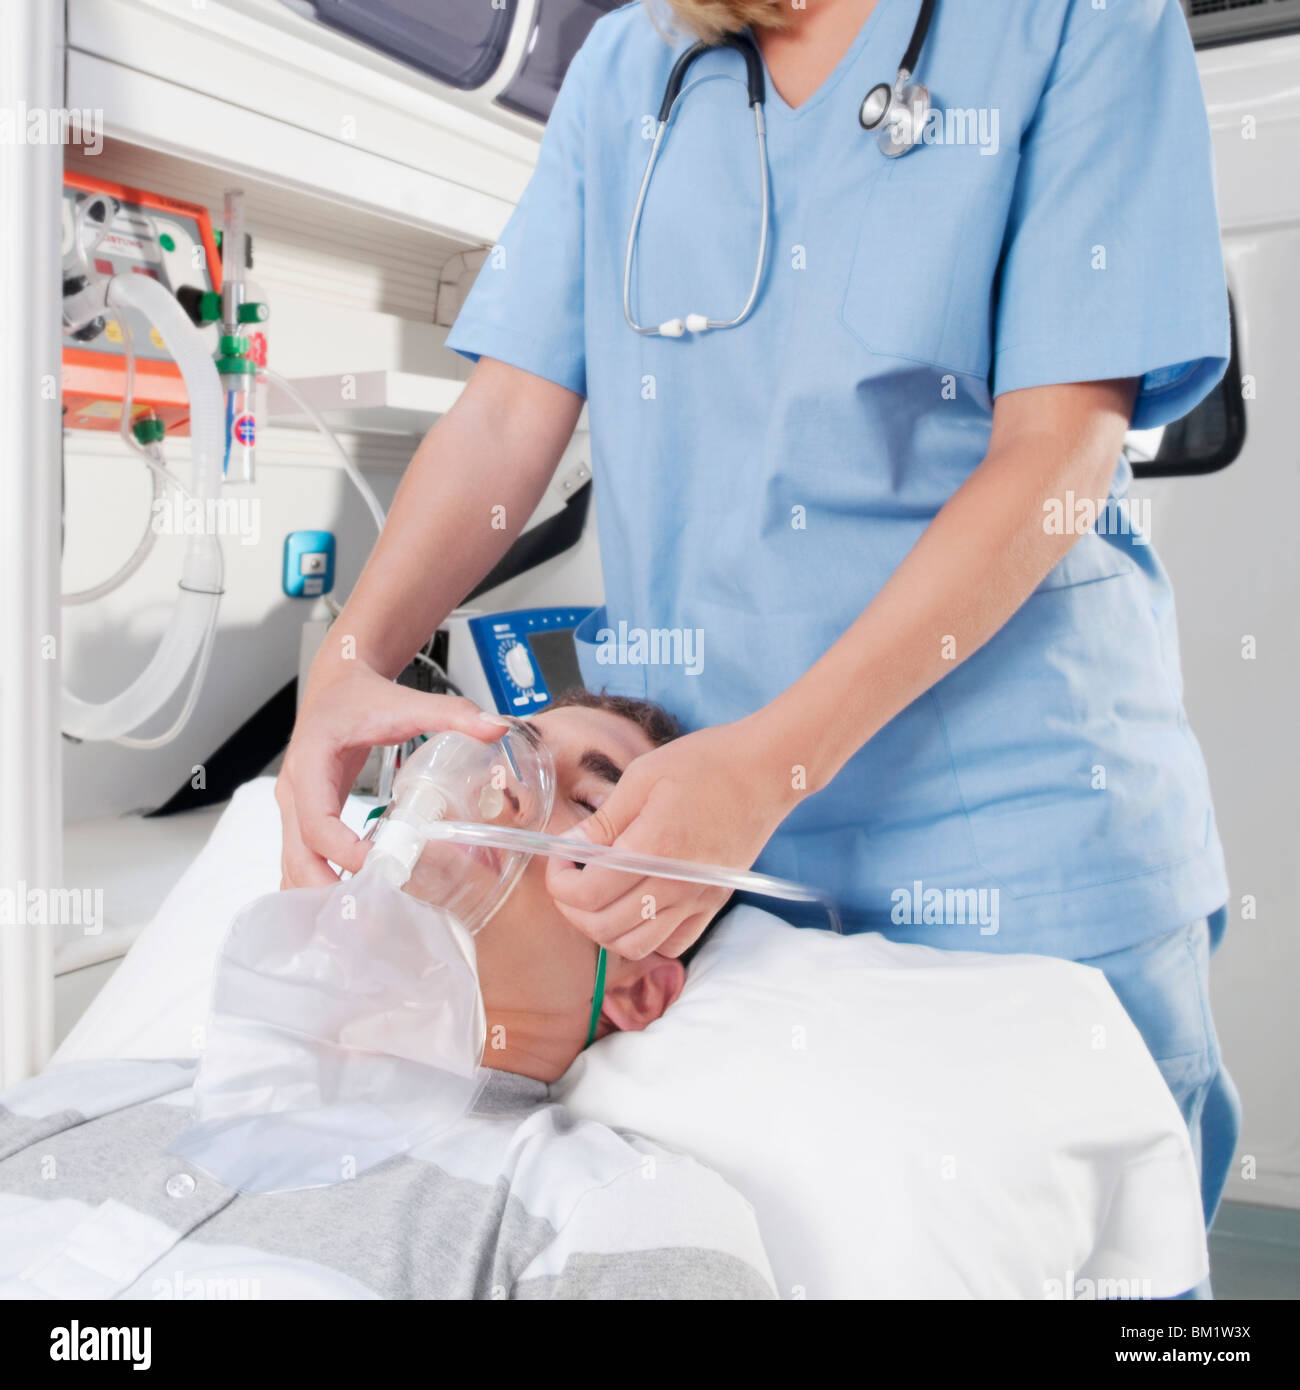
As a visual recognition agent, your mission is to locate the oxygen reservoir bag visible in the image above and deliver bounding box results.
[167,867,488,1193]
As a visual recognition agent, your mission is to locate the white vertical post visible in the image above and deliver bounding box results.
[0,0,65,1084]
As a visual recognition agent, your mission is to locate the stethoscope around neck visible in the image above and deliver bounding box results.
[623,0,938,340]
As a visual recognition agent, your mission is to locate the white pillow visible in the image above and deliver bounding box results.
[557,909,1208,1299]
[55,777,1208,1299]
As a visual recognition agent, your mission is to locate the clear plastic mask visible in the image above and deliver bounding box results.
[363,720,556,932]
[366,719,841,932]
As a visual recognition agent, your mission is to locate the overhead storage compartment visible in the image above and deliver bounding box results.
[287,0,520,90]
[497,0,626,120]
[67,0,545,242]
[284,0,623,121]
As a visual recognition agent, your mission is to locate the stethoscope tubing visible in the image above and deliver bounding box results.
[623,88,771,337]
[623,3,936,340]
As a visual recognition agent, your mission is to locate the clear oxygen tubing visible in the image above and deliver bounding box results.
[419,820,844,934]
[61,270,226,743]
[105,294,223,752]
[261,365,386,533]
[60,192,219,747]
[62,307,186,607]
[61,458,164,606]
[67,192,182,502]
[112,566,222,750]
[62,249,222,744]
[109,289,192,500]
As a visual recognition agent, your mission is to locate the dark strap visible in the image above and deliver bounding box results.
[467,480,592,601]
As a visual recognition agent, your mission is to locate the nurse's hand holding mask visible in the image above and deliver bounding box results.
[276,660,508,888]
[275,359,584,890]
[545,718,801,959]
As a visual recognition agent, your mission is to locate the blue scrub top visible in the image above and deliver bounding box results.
[448,0,1231,956]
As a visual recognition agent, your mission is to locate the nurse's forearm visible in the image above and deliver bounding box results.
[757,378,1139,795]
[308,358,583,685]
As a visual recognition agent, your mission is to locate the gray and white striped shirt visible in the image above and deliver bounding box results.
[0,1059,776,1300]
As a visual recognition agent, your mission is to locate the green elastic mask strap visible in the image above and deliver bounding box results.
[585,947,607,1050]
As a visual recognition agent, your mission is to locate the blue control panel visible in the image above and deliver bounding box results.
[283,530,336,599]
[468,606,594,713]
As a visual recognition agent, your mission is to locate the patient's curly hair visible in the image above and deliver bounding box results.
[648,0,792,44]
[545,687,684,749]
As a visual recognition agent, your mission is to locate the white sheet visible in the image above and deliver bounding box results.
[54,776,1209,1299]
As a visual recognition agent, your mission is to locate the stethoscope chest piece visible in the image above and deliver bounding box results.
[859,0,937,158]
[878,81,931,158]
[858,81,894,131]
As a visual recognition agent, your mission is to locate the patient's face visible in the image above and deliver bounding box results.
[469,704,687,1081]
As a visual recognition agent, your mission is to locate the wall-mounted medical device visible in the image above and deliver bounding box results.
[60,181,229,746]
[61,173,222,433]
[59,181,281,748]
[282,0,623,122]
[442,607,594,714]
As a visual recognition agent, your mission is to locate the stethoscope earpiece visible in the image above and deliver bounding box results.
[624,33,772,340]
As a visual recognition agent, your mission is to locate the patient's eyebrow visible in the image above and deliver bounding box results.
[579,749,624,785]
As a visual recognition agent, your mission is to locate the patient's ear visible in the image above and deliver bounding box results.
[601,954,686,1033]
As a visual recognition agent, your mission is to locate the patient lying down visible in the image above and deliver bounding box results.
[0,692,776,1300]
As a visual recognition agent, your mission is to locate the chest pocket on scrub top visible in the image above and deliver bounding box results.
[840,156,1018,379]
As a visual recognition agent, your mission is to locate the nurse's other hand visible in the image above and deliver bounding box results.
[275,659,506,889]
[544,719,801,959]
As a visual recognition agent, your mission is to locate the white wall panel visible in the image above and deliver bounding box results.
[1130,36,1300,1210]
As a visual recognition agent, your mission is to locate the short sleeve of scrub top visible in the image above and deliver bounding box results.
[992,0,1229,429]
[446,38,589,397]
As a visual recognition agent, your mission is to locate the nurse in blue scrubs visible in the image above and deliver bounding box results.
[280,0,1239,1280]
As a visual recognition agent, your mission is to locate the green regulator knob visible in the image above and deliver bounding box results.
[214,334,255,375]
[132,417,166,445]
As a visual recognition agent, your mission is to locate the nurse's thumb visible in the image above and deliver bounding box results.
[548,797,630,880]
[565,807,617,855]
[577,781,642,852]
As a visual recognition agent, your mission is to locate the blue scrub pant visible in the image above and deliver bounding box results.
[1078,908,1241,1299]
